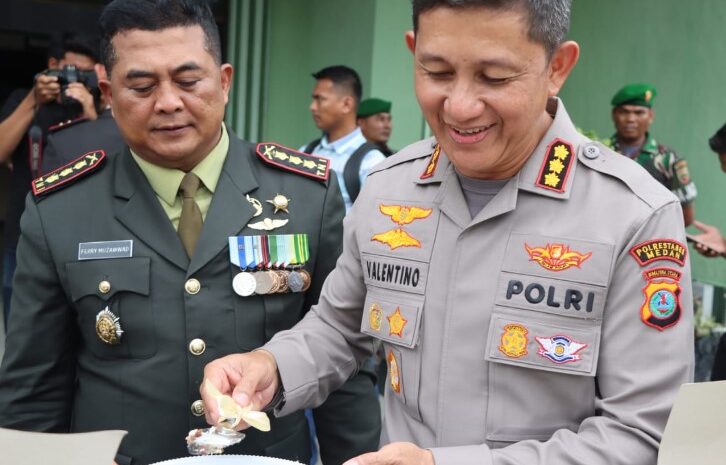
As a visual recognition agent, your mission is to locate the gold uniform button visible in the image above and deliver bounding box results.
[98,280,111,294]
[189,338,206,356]
[185,278,201,295]
[191,399,205,416]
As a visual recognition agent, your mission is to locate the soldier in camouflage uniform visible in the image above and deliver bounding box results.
[609,83,697,225]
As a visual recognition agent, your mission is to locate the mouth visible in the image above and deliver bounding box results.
[154,124,192,134]
[447,123,496,144]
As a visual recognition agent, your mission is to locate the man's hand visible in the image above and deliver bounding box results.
[342,442,435,465]
[201,350,279,430]
[691,220,726,258]
[64,82,98,120]
[32,74,60,106]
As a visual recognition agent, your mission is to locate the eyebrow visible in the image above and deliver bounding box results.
[124,62,203,80]
[418,53,519,71]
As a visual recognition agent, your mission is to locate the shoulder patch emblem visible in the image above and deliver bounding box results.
[420,144,441,179]
[255,142,330,182]
[32,150,106,197]
[535,138,574,193]
[674,159,691,185]
[49,116,88,133]
[640,267,682,331]
[629,239,687,267]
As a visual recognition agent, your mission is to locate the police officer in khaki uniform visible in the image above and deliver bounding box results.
[204,1,693,465]
[0,1,380,465]
[609,83,697,226]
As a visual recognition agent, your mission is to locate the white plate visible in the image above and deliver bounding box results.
[151,455,302,465]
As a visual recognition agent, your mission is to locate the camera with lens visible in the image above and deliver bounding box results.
[43,64,99,108]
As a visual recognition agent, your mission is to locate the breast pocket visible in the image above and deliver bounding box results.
[65,257,155,360]
[360,287,424,421]
[483,272,605,443]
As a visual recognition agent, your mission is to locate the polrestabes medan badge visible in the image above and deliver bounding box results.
[96,306,123,345]
[640,267,683,331]
[255,142,330,182]
[535,138,574,193]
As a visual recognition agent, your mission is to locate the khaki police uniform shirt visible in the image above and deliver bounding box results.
[265,98,694,465]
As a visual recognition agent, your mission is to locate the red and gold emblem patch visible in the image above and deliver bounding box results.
[369,303,382,331]
[371,204,432,250]
[535,138,574,193]
[387,307,408,337]
[387,350,401,393]
[630,239,687,267]
[498,323,529,358]
[525,243,592,272]
[420,144,441,179]
[640,267,682,331]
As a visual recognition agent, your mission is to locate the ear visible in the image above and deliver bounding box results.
[547,40,580,97]
[94,63,108,82]
[648,108,655,123]
[220,63,234,105]
[341,95,356,115]
[98,79,112,108]
[405,31,416,54]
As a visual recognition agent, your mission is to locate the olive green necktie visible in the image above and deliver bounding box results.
[178,172,203,257]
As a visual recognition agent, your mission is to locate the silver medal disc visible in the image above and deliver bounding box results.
[232,272,257,297]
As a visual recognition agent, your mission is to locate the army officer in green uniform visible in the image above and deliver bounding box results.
[609,83,697,225]
[0,1,380,464]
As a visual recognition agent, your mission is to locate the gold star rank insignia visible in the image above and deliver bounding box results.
[32,150,106,198]
[535,139,574,193]
[387,307,408,337]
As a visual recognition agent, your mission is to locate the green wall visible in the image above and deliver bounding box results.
[262,0,420,150]
[560,0,726,285]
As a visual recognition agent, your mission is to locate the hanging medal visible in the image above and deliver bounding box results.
[229,236,256,297]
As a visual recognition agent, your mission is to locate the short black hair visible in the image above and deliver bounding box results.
[312,65,362,104]
[62,33,100,63]
[710,122,726,154]
[99,0,222,74]
[411,0,572,58]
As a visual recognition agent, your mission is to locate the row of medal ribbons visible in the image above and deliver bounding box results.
[228,234,311,297]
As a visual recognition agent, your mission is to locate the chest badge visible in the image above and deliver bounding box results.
[535,335,587,364]
[369,303,383,331]
[96,306,123,345]
[387,351,401,393]
[498,323,528,358]
[387,307,408,337]
[266,194,291,214]
[372,204,432,250]
[525,243,591,272]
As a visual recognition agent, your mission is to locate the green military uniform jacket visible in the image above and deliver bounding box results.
[0,130,380,465]
[609,133,697,205]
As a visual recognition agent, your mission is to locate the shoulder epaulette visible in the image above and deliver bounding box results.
[255,142,330,183]
[48,116,88,133]
[32,150,106,198]
[368,137,437,177]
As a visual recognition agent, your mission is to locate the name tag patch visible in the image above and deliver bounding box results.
[78,240,133,261]
[361,253,428,294]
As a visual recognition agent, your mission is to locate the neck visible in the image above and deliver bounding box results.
[326,120,357,143]
[617,134,646,147]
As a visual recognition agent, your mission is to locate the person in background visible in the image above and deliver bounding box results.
[609,83,697,225]
[40,63,125,174]
[203,1,693,464]
[0,34,100,327]
[302,66,386,210]
[357,97,394,157]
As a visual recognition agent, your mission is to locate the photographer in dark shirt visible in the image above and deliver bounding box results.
[0,34,100,326]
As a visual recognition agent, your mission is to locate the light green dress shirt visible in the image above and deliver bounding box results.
[131,125,230,230]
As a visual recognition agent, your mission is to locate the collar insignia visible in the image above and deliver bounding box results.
[420,144,441,179]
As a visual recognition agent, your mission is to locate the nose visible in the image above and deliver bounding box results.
[154,82,184,114]
[309,100,317,113]
[444,79,485,123]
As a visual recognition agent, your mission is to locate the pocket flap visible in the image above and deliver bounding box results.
[360,290,423,349]
[485,311,600,376]
[66,257,151,302]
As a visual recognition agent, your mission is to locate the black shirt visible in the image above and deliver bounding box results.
[1,88,78,249]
